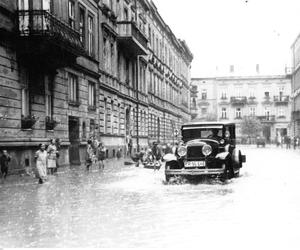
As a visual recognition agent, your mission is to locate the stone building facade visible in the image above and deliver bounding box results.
[291,33,300,137]
[0,0,193,173]
[191,75,292,142]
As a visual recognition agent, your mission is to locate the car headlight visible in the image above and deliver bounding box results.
[177,146,187,157]
[202,144,212,156]
[220,139,225,144]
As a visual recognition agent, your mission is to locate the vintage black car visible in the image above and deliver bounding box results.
[164,122,246,182]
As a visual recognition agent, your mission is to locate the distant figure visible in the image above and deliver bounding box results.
[151,142,162,171]
[0,150,11,180]
[164,143,173,154]
[35,144,47,184]
[47,139,57,175]
[85,139,94,171]
[54,138,61,173]
[97,142,106,169]
[208,128,222,140]
[285,136,291,149]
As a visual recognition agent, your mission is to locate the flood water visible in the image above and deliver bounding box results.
[1,146,300,249]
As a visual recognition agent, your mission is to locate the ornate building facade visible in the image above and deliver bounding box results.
[0,0,193,173]
[191,75,292,142]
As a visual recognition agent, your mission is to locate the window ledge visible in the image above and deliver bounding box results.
[88,106,96,111]
[69,101,81,107]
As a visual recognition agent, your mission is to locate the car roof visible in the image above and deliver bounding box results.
[182,121,235,127]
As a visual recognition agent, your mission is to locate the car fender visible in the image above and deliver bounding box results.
[215,152,230,160]
[163,153,177,162]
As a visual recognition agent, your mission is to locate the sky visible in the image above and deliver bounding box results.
[153,0,300,77]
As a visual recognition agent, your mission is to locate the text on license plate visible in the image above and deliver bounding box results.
[185,161,206,167]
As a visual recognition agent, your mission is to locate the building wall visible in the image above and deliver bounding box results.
[0,0,193,173]
[191,75,292,142]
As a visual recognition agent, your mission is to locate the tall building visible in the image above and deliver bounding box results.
[291,33,300,137]
[191,75,292,142]
[0,0,193,173]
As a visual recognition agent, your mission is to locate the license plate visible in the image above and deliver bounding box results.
[184,161,206,168]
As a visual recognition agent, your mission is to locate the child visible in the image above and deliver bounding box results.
[0,150,11,180]
[35,144,47,184]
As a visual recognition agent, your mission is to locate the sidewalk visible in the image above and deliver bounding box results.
[1,156,135,184]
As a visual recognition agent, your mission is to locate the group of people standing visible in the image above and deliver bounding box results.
[86,137,106,171]
[35,138,61,184]
[276,135,300,149]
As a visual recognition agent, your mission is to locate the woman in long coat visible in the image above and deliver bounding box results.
[35,143,47,184]
[47,139,57,174]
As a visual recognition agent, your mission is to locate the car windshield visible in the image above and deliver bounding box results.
[182,127,223,140]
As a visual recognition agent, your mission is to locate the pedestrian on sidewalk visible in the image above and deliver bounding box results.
[0,150,11,180]
[47,139,57,175]
[35,144,47,184]
[85,139,94,171]
[151,142,162,171]
[54,138,61,173]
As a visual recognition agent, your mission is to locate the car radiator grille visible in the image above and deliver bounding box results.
[187,146,204,158]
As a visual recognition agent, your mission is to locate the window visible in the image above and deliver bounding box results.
[21,88,30,117]
[201,89,207,100]
[68,0,75,28]
[221,90,227,99]
[68,73,78,102]
[278,107,284,117]
[264,91,270,98]
[103,37,108,70]
[249,107,256,116]
[104,99,108,133]
[45,76,52,118]
[118,104,121,134]
[124,8,128,21]
[264,107,270,117]
[222,108,227,119]
[201,108,207,115]
[110,42,114,74]
[88,15,94,56]
[111,101,114,134]
[79,7,85,44]
[236,108,241,118]
[88,82,96,107]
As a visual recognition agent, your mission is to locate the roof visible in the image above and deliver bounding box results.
[182,121,235,127]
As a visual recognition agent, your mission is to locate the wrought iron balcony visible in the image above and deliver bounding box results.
[273,95,289,105]
[230,96,247,105]
[117,21,148,56]
[17,10,84,65]
[257,115,275,123]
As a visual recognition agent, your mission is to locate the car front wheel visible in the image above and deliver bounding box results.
[165,174,173,182]
[221,161,234,181]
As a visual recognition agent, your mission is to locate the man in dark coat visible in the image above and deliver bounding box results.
[0,150,11,180]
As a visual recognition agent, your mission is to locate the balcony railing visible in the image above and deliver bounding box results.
[230,96,247,105]
[18,10,83,55]
[117,21,148,56]
[257,115,275,123]
[274,95,289,104]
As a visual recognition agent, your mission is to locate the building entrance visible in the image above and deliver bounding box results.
[68,116,80,165]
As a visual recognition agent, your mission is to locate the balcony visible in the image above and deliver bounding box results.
[117,21,148,56]
[248,96,258,104]
[257,115,275,123]
[262,96,272,104]
[230,96,247,106]
[273,95,289,105]
[17,10,84,67]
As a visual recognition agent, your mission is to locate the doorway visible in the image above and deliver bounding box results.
[68,116,80,165]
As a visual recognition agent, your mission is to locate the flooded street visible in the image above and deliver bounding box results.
[1,146,300,248]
